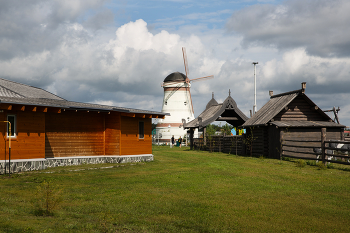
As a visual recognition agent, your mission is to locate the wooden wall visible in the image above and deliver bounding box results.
[120,116,152,155]
[45,111,105,157]
[274,96,326,121]
[0,106,153,159]
[273,127,343,159]
[104,113,121,155]
[251,127,268,157]
[0,110,45,160]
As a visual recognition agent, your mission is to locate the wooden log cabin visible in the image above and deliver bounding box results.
[242,82,345,158]
[0,78,168,174]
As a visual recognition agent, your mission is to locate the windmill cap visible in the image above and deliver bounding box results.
[164,72,186,82]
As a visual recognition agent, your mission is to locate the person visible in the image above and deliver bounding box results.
[178,136,182,148]
[171,135,175,147]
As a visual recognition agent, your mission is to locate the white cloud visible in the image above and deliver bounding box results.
[1,0,350,127]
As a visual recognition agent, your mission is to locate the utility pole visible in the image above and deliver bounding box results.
[252,62,258,115]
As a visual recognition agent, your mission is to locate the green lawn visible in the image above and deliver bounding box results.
[1,146,350,232]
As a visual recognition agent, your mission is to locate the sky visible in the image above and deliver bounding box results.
[1,0,350,127]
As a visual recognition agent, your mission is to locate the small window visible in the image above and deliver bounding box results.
[139,121,144,139]
[7,114,16,137]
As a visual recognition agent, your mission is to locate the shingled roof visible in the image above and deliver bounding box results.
[184,95,248,129]
[0,78,168,116]
[242,85,344,128]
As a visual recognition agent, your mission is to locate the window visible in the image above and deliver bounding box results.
[7,114,16,137]
[139,121,144,139]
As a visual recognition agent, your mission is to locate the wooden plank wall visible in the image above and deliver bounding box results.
[251,127,268,157]
[274,96,326,121]
[120,116,152,155]
[0,111,45,160]
[105,112,121,155]
[45,111,105,157]
[282,128,343,159]
[268,126,281,159]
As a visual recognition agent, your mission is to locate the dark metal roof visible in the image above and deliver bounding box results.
[270,121,345,128]
[0,96,168,116]
[0,79,168,116]
[163,72,186,83]
[184,95,248,128]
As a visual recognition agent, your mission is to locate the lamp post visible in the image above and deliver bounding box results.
[1,121,11,176]
[252,62,258,115]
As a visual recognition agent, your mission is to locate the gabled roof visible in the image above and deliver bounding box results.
[184,95,248,129]
[0,78,168,117]
[242,88,343,128]
[0,78,64,100]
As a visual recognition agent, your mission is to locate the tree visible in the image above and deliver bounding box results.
[206,124,217,152]
[221,123,233,136]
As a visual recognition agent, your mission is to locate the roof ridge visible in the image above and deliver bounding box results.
[271,89,302,98]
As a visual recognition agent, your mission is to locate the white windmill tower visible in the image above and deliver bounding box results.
[156,47,213,144]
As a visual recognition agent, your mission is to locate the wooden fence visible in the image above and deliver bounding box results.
[193,135,245,155]
[282,139,350,165]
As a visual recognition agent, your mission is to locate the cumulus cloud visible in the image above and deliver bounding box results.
[226,0,350,57]
[1,0,350,126]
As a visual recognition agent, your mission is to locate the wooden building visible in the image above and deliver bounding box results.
[184,93,248,149]
[242,82,345,158]
[0,78,168,173]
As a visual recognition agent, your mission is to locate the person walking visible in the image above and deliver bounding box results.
[178,136,182,148]
[171,135,175,147]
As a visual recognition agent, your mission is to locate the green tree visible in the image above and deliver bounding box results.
[206,124,217,152]
[221,123,233,136]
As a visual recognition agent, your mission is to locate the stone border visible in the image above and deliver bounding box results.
[0,154,153,174]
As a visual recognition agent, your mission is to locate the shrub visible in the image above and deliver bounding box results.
[317,162,327,170]
[296,159,306,168]
[33,180,63,216]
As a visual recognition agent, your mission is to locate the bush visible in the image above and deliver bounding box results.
[33,180,63,216]
[306,160,316,166]
[317,162,327,170]
[296,159,306,168]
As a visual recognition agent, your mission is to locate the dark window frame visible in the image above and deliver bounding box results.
[139,121,144,139]
[7,114,16,138]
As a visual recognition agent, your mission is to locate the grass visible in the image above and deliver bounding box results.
[1,146,350,232]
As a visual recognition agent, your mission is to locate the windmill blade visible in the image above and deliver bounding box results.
[187,85,194,114]
[189,75,214,83]
[182,47,189,80]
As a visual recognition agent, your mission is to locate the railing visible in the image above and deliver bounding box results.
[281,139,350,165]
[194,135,244,155]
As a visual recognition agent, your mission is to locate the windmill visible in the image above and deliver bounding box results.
[156,47,214,144]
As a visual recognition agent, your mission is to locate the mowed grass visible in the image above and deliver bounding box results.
[1,146,350,233]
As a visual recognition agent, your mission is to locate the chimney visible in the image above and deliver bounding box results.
[301,82,306,93]
[269,90,273,97]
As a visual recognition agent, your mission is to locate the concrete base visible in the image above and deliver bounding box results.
[0,154,153,174]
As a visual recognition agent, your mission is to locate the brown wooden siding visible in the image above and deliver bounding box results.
[0,111,45,160]
[120,116,152,155]
[281,127,343,158]
[274,96,326,121]
[45,111,105,157]
[251,127,268,157]
[104,112,121,155]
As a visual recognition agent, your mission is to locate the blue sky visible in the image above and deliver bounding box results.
[108,0,283,30]
[1,0,350,126]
